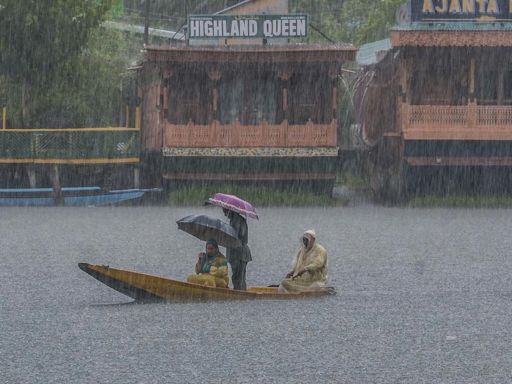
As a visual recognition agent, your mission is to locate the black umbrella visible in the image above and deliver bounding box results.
[177,214,241,248]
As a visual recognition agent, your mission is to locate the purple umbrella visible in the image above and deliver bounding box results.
[206,193,259,220]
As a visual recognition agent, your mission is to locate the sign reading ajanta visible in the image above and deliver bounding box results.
[412,0,512,21]
[188,14,308,39]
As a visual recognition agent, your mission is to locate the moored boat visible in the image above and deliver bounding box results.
[78,263,335,302]
[0,187,160,206]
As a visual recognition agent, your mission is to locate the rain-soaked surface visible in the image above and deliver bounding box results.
[2,206,512,383]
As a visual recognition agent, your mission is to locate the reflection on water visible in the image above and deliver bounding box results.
[2,206,512,383]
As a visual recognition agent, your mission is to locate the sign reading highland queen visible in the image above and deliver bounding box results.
[411,0,512,21]
[188,14,308,39]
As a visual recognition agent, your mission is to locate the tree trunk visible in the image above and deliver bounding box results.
[21,78,31,128]
[50,165,64,206]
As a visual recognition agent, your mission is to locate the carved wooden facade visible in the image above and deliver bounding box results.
[140,45,356,152]
[365,31,512,148]
[360,23,512,198]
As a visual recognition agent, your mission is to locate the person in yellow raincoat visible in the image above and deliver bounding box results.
[278,230,327,293]
[187,239,229,288]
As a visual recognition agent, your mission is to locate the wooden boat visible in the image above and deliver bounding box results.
[78,263,335,302]
[0,187,160,206]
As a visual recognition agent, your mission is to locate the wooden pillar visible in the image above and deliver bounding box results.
[161,67,173,149]
[283,88,288,116]
[50,165,64,206]
[332,86,337,119]
[161,67,173,117]
[469,57,476,102]
[2,107,6,129]
[208,68,221,122]
[399,56,409,103]
[278,69,291,122]
[328,65,339,121]
[498,68,505,106]
[125,106,130,128]
[135,106,141,129]
[398,55,412,135]
[133,166,140,189]
[27,166,37,188]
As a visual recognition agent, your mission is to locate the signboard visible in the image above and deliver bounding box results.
[411,0,512,21]
[188,14,308,39]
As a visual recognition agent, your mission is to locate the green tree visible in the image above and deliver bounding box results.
[290,0,406,45]
[351,0,406,45]
[0,0,112,127]
[27,27,142,128]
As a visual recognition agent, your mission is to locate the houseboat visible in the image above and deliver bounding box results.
[360,0,512,199]
[138,0,357,194]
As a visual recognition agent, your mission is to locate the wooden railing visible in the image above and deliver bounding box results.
[401,103,512,140]
[164,120,337,147]
[0,128,140,164]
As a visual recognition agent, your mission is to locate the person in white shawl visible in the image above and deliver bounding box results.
[278,230,328,293]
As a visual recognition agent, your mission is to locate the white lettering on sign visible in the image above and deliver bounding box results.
[239,19,249,36]
[249,19,258,36]
[262,18,307,38]
[188,15,308,39]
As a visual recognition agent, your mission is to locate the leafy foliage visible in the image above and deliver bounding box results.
[0,0,408,128]
[0,0,113,126]
[121,0,407,45]
[0,0,111,82]
[290,0,406,45]
[27,27,142,128]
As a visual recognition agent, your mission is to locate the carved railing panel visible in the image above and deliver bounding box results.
[401,103,512,140]
[164,120,337,147]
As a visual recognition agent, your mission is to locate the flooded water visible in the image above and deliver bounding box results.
[2,206,512,383]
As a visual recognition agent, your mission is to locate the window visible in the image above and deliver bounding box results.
[476,68,498,105]
[410,64,467,105]
[289,72,330,124]
[168,73,209,124]
[219,73,277,125]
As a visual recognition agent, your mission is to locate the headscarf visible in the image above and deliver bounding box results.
[200,239,221,273]
[303,229,316,240]
[205,238,220,257]
[301,229,316,250]
[206,238,219,249]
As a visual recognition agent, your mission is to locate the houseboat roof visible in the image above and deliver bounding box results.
[215,0,255,15]
[356,38,392,66]
[394,22,512,32]
[144,44,357,63]
[391,22,512,47]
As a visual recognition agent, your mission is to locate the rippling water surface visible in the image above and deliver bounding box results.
[2,206,512,383]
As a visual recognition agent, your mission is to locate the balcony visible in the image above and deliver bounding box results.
[401,103,512,140]
[164,120,337,148]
